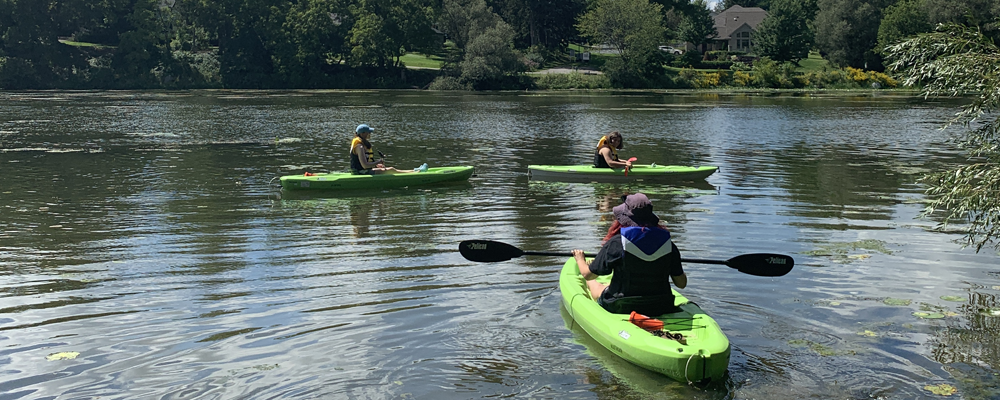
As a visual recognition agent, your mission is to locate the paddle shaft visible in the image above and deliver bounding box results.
[524,250,729,265]
[459,240,794,276]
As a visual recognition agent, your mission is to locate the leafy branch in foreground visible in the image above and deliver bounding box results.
[885,23,1000,252]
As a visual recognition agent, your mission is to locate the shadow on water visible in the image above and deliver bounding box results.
[527,179,717,192]
[271,181,474,201]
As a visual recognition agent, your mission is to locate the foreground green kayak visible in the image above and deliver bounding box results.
[559,257,730,383]
[280,166,474,190]
[528,164,717,183]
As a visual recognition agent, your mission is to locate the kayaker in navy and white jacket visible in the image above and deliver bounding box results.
[573,193,687,316]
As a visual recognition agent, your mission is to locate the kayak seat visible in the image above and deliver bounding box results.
[600,293,681,316]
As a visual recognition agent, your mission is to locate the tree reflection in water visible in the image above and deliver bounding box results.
[930,287,1000,397]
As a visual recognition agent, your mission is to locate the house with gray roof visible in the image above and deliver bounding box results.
[709,5,768,53]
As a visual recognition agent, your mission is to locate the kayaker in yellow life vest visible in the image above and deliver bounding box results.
[594,131,632,170]
[350,124,427,175]
[572,193,687,316]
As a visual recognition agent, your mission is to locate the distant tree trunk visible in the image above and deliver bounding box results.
[529,17,538,46]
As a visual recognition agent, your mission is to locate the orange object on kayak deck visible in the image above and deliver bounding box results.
[304,172,316,176]
[629,311,664,330]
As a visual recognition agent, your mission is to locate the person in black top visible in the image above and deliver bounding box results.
[572,193,687,316]
[350,124,426,175]
[594,131,632,170]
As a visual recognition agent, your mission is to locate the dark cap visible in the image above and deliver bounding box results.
[613,193,659,227]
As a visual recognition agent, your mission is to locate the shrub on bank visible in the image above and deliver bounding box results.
[678,68,723,88]
[428,76,473,90]
[844,67,898,88]
[532,72,611,89]
[669,58,901,90]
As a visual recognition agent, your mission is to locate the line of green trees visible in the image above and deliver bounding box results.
[738,0,999,68]
[0,0,998,90]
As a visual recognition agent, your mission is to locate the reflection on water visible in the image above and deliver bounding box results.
[1,90,998,399]
[930,287,1000,397]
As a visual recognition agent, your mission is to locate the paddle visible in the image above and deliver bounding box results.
[624,157,637,176]
[458,240,794,277]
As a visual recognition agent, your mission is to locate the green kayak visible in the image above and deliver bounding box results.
[280,166,474,190]
[559,257,730,383]
[528,164,717,183]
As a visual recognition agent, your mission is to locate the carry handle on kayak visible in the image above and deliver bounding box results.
[458,240,794,277]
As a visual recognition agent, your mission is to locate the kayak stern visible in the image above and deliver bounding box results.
[559,257,730,383]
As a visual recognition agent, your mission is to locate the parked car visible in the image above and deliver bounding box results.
[658,45,683,55]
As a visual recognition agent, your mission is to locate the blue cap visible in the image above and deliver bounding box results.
[356,124,373,134]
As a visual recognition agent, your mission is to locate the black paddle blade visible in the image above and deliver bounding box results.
[727,253,794,277]
[459,240,524,262]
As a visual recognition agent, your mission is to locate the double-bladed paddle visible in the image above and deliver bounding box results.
[458,240,794,277]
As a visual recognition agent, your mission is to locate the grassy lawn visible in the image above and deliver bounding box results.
[400,53,444,69]
[401,40,460,70]
[796,51,834,72]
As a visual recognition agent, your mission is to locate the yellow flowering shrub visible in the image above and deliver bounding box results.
[733,70,753,87]
[694,72,722,88]
[845,67,899,88]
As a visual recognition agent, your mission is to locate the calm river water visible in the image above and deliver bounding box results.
[1,90,998,399]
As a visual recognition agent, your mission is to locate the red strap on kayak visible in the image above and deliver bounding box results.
[304,172,316,176]
[629,311,664,330]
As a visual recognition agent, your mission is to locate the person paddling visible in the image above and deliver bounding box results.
[594,131,633,170]
[350,124,427,175]
[571,193,687,316]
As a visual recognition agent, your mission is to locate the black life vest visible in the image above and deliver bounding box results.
[350,136,375,172]
[600,227,680,315]
[594,135,620,168]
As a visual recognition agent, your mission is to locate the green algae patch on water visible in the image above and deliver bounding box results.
[924,383,957,396]
[788,339,856,356]
[940,295,966,302]
[46,351,80,361]
[913,312,946,319]
[228,364,279,376]
[883,298,912,306]
[919,302,957,314]
[802,239,894,264]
